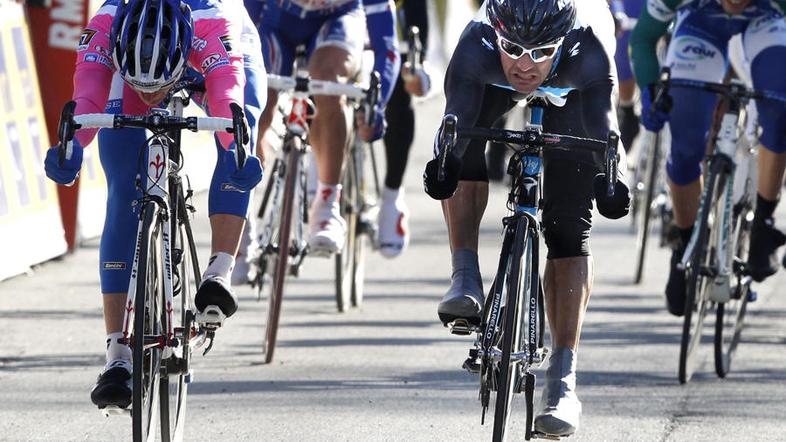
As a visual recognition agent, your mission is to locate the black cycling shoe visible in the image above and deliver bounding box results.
[618,104,640,153]
[665,248,687,317]
[90,362,132,409]
[748,217,786,282]
[195,276,238,318]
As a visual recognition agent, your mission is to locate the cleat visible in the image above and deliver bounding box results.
[100,405,131,417]
[447,318,480,335]
[195,306,226,329]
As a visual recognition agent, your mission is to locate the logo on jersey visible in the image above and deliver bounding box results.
[201,53,229,73]
[481,37,495,51]
[674,37,717,61]
[78,29,97,50]
[568,42,580,57]
[84,53,113,68]
[219,35,234,53]
[193,36,208,52]
[103,262,127,270]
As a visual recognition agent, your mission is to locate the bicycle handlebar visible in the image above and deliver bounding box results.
[436,114,619,196]
[56,99,248,169]
[655,67,786,108]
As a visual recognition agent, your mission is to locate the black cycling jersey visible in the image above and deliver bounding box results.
[443,1,619,165]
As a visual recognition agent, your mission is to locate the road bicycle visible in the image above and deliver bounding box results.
[55,83,248,441]
[436,96,619,441]
[250,62,380,363]
[653,68,786,383]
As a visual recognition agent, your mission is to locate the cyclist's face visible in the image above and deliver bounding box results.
[721,0,752,14]
[499,50,553,94]
[136,86,173,106]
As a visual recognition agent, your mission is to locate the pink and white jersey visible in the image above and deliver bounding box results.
[73,0,245,149]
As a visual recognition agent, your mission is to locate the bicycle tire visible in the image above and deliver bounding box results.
[133,203,163,442]
[493,217,531,442]
[335,150,357,313]
[264,138,302,363]
[252,158,282,295]
[634,132,660,284]
[352,142,374,308]
[159,190,199,442]
[679,163,722,384]
[714,199,753,377]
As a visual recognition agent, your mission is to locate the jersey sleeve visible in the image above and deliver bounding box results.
[364,0,401,106]
[72,3,117,147]
[629,0,680,90]
[190,16,246,149]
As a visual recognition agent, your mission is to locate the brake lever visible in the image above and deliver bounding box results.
[365,72,381,127]
[606,131,619,197]
[57,101,78,166]
[438,114,458,182]
[652,67,672,114]
[229,102,248,169]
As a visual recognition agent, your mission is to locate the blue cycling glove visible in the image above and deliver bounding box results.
[221,143,263,192]
[44,138,83,185]
[640,85,670,132]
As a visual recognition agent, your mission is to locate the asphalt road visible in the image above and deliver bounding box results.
[1,96,785,442]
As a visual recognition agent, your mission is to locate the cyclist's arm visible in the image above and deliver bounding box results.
[191,18,246,149]
[364,0,401,105]
[71,5,115,146]
[403,0,429,60]
[629,0,679,90]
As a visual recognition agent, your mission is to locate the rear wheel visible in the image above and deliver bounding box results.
[133,204,163,442]
[679,165,723,384]
[714,198,753,377]
[265,138,302,363]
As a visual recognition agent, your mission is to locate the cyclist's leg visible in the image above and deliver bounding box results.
[93,120,150,408]
[305,7,365,252]
[659,12,729,314]
[742,17,786,279]
[535,156,596,437]
[379,74,413,257]
[437,86,516,325]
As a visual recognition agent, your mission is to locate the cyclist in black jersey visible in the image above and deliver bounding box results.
[423,0,630,436]
[378,0,432,258]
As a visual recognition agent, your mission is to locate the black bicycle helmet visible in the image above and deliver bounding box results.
[487,0,577,47]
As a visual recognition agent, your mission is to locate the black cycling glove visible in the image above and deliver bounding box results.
[423,151,462,200]
[593,173,631,219]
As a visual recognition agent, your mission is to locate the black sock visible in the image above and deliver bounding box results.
[755,194,778,220]
[678,227,692,250]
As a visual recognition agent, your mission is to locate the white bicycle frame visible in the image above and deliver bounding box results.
[72,109,233,352]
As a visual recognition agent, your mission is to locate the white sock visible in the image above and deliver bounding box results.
[203,252,235,281]
[315,182,341,207]
[382,186,402,204]
[106,332,131,368]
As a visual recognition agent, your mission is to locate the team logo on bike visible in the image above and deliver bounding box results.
[150,153,165,179]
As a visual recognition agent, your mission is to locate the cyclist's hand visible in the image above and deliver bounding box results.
[221,143,263,192]
[423,151,462,200]
[402,65,431,97]
[356,107,386,142]
[593,174,631,219]
[44,138,83,186]
[640,84,670,132]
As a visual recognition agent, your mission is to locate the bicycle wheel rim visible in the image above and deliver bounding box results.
[679,167,720,384]
[634,134,659,284]
[351,231,366,308]
[133,204,162,442]
[335,162,356,312]
[266,142,301,363]
[493,217,529,442]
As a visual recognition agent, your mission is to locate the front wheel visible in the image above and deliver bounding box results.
[633,132,660,284]
[133,203,163,442]
[335,151,358,313]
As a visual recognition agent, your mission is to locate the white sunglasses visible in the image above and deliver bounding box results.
[496,34,563,63]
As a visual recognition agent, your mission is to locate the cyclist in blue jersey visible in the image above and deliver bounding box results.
[244,0,401,255]
[631,0,786,315]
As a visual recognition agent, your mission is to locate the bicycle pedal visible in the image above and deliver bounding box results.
[100,406,131,418]
[447,319,480,336]
[195,306,226,329]
[462,356,481,374]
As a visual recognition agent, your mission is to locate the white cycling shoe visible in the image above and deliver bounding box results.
[534,347,582,437]
[377,187,410,258]
[308,199,347,255]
